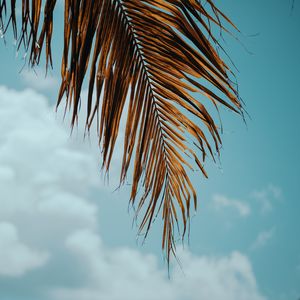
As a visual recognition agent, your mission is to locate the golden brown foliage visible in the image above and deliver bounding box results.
[0,0,242,263]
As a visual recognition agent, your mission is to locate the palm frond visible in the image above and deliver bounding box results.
[0,0,242,263]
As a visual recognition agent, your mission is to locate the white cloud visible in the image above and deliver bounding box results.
[20,67,58,91]
[251,228,275,250]
[0,222,49,277]
[173,250,265,300]
[37,193,97,225]
[0,85,266,300]
[0,85,101,255]
[212,194,251,217]
[251,184,282,214]
[54,87,127,187]
[49,229,265,300]
[0,86,99,219]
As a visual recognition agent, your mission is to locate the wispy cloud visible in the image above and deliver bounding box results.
[212,194,251,217]
[251,227,275,250]
[251,184,282,214]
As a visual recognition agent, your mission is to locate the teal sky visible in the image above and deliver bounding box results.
[0,1,299,300]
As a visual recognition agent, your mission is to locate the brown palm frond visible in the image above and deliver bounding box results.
[0,0,242,263]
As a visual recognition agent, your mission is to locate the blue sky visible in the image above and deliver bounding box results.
[0,1,299,300]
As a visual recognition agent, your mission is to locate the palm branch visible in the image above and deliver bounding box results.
[0,0,242,263]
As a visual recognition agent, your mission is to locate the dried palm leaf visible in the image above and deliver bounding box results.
[0,0,243,264]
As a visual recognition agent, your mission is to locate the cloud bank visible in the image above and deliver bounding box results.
[0,222,49,277]
[0,86,266,300]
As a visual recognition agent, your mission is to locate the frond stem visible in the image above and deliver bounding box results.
[116,0,172,182]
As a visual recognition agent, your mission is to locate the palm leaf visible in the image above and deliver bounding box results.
[0,0,242,263]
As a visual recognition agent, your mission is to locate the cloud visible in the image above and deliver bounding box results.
[54,87,127,187]
[48,229,265,300]
[251,184,282,214]
[0,85,99,205]
[251,228,275,250]
[0,85,266,300]
[0,85,100,251]
[20,67,58,91]
[212,194,251,217]
[0,222,49,277]
[173,250,265,300]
